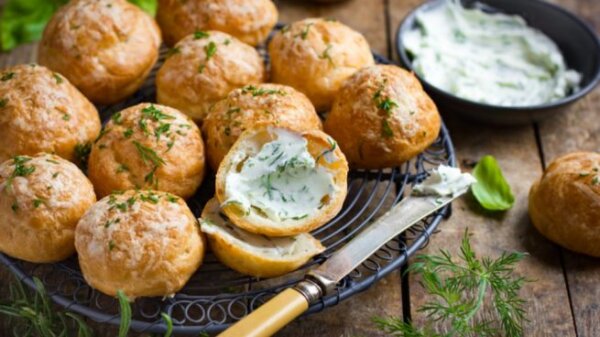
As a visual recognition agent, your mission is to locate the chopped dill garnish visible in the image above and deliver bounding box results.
[194,31,210,39]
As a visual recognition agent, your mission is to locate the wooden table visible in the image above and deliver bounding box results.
[1,0,599,336]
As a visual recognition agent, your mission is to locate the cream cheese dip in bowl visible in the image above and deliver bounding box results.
[396,0,600,125]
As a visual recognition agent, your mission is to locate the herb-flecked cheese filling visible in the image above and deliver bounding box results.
[403,0,581,107]
[224,130,335,222]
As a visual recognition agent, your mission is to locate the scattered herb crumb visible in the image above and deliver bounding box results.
[194,31,210,39]
[53,73,63,84]
[1,72,15,81]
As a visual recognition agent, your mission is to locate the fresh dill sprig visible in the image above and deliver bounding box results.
[0,276,92,337]
[0,276,177,337]
[374,229,528,337]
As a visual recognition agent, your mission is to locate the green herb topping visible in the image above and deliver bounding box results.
[295,23,313,40]
[319,44,334,66]
[1,72,15,81]
[95,127,110,143]
[33,198,44,208]
[74,142,92,171]
[53,73,63,84]
[316,138,337,163]
[0,98,8,108]
[198,41,218,73]
[133,141,165,167]
[116,164,129,173]
[241,85,286,97]
[111,111,123,124]
[166,46,180,57]
[6,156,35,188]
[194,31,210,39]
[133,141,165,186]
[104,218,120,228]
[381,119,394,138]
[373,80,399,138]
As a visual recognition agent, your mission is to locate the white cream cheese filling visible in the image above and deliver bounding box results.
[224,129,335,222]
[413,165,476,197]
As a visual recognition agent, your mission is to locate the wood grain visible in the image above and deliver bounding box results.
[388,0,579,335]
[0,0,598,336]
[274,1,403,336]
[536,2,600,337]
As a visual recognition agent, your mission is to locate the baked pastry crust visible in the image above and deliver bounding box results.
[268,18,374,111]
[324,65,441,169]
[203,83,322,171]
[0,153,96,263]
[156,0,278,46]
[87,103,205,199]
[200,198,325,278]
[529,152,600,257]
[156,31,265,122]
[75,190,204,299]
[215,126,348,237]
[38,0,161,104]
[0,64,100,164]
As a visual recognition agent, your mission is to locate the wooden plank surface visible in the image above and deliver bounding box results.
[387,0,583,335]
[275,1,402,336]
[0,0,599,336]
[536,2,600,337]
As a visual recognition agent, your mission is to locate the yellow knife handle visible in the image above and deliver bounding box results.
[218,280,322,337]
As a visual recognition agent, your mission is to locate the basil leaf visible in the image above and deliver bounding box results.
[0,0,157,52]
[471,155,514,211]
[127,0,158,16]
[0,0,67,51]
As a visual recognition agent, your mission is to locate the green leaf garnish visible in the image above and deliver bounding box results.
[471,155,514,211]
[124,0,157,16]
[0,0,157,52]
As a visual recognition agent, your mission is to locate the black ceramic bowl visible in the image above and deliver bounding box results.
[396,0,600,125]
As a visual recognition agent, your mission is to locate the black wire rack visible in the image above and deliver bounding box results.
[0,29,456,335]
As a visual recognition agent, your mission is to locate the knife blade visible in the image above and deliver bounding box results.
[218,186,469,337]
[307,191,461,292]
